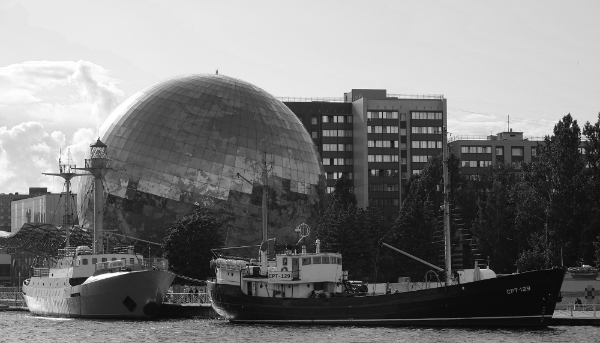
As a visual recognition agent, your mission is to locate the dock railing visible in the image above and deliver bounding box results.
[164,292,210,305]
[554,303,600,318]
[0,289,25,307]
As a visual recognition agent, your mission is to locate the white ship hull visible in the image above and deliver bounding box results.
[23,270,175,319]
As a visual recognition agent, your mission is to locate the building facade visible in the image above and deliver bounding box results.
[448,131,542,177]
[11,193,77,234]
[0,188,49,232]
[284,89,447,222]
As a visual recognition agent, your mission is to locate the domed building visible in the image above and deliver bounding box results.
[78,74,326,248]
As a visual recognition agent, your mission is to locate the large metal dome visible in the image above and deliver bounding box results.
[78,74,325,247]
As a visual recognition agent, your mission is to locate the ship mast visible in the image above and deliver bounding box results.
[442,127,452,285]
[43,150,86,248]
[75,139,111,255]
[261,160,268,274]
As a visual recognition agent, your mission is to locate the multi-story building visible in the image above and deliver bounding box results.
[283,89,447,222]
[0,188,48,232]
[11,192,77,234]
[448,131,542,177]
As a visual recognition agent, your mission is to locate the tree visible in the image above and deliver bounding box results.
[162,207,226,280]
[531,114,587,266]
[316,177,383,281]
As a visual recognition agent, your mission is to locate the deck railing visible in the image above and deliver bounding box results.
[95,258,169,274]
[164,292,210,305]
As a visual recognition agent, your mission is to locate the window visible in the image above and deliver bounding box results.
[400,114,406,121]
[411,112,443,120]
[412,155,431,163]
[412,170,422,175]
[531,147,537,157]
[311,117,317,125]
[511,147,523,156]
[461,146,492,154]
[326,187,335,194]
[313,256,322,264]
[461,161,477,167]
[400,128,406,136]
[92,258,97,264]
[479,161,492,167]
[82,259,88,265]
[312,131,317,139]
[302,257,311,265]
[496,147,503,155]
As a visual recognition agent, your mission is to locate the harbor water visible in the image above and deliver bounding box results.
[2,312,599,343]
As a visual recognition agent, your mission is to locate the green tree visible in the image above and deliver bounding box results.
[162,207,226,280]
[316,178,383,281]
[531,114,587,266]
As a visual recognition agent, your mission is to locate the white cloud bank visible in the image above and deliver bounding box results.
[0,60,124,193]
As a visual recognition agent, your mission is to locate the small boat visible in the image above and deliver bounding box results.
[207,127,565,327]
[567,265,599,279]
[22,141,175,319]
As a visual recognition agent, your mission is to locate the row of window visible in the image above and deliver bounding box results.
[319,116,353,124]
[412,141,442,149]
[368,155,399,163]
[369,169,399,177]
[323,144,353,152]
[459,147,532,157]
[326,172,353,180]
[412,155,433,163]
[322,130,353,137]
[370,198,400,206]
[461,146,493,154]
[461,161,492,167]
[368,184,399,192]
[368,140,400,148]
[411,112,443,120]
[301,256,342,265]
[411,127,443,134]
[323,158,353,165]
[368,126,399,134]
[367,111,401,120]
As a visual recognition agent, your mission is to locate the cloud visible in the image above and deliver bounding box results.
[0,60,125,193]
[0,122,65,193]
[0,60,124,134]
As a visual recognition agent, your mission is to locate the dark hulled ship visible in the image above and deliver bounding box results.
[207,128,565,327]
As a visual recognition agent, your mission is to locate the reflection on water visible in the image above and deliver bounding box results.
[1,312,595,343]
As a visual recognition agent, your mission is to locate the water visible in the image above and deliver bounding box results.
[2,312,599,343]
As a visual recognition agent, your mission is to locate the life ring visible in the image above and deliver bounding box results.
[281,267,288,272]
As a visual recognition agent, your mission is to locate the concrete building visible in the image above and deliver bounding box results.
[0,188,49,232]
[11,193,77,234]
[448,131,542,177]
[284,89,447,222]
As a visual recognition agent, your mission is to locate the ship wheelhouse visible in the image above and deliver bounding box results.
[214,248,344,299]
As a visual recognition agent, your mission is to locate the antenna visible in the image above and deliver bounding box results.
[508,115,510,132]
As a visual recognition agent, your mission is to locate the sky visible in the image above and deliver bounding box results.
[1,0,599,194]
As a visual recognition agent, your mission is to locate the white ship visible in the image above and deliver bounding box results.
[22,139,175,319]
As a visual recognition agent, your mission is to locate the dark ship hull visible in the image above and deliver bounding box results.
[209,268,565,327]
